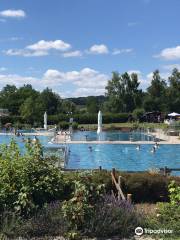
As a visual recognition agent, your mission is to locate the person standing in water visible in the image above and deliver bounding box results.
[88,146,92,152]
[154,142,159,149]
[136,145,141,151]
[151,146,156,153]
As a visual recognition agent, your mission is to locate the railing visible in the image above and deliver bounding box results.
[111,169,126,200]
[159,166,180,176]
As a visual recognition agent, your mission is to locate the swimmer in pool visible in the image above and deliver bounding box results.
[154,142,159,149]
[88,146,92,151]
[151,146,156,153]
[136,145,140,150]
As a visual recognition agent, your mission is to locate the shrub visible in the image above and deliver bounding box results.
[121,173,171,203]
[132,108,145,121]
[73,113,129,124]
[72,122,78,130]
[0,140,64,215]
[145,181,180,239]
[62,175,105,231]
[84,195,144,238]
[48,114,69,125]
[58,121,70,129]
[16,202,68,238]
[64,171,180,204]
[0,211,22,239]
[168,180,180,205]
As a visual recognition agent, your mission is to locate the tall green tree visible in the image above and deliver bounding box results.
[40,88,62,115]
[61,100,77,114]
[86,96,99,113]
[144,70,168,111]
[20,96,45,124]
[105,71,142,112]
[0,85,19,114]
[167,68,180,112]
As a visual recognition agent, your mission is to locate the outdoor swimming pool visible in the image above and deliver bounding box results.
[0,133,179,175]
[67,143,180,175]
[0,134,52,147]
[71,130,155,141]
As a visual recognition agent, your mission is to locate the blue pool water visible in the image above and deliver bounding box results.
[67,144,180,175]
[0,135,52,150]
[0,133,179,175]
[71,130,155,141]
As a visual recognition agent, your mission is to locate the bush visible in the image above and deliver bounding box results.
[84,195,144,238]
[62,175,105,231]
[132,108,145,121]
[72,122,78,130]
[121,173,177,203]
[168,180,180,205]
[0,140,64,215]
[16,202,68,238]
[73,113,129,124]
[48,114,69,125]
[145,181,180,239]
[64,171,180,204]
[58,121,70,129]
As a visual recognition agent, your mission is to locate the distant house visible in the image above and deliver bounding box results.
[0,109,9,117]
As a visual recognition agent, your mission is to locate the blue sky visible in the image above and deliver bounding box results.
[0,0,180,97]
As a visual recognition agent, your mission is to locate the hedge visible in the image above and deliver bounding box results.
[64,171,180,203]
[48,113,130,125]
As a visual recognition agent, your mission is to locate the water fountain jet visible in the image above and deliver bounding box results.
[44,112,47,130]
[97,110,102,134]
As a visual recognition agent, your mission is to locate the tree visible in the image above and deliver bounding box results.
[0,85,19,114]
[105,71,142,112]
[0,84,39,115]
[86,96,99,113]
[144,70,168,112]
[147,70,167,98]
[167,68,180,112]
[20,97,45,124]
[61,100,77,114]
[40,88,62,115]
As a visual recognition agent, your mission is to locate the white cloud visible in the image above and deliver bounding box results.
[162,64,180,71]
[128,70,141,75]
[0,74,39,89]
[0,9,26,18]
[27,40,71,51]
[43,67,108,89]
[0,68,109,97]
[155,45,180,60]
[112,48,133,55]
[5,49,48,57]
[5,39,71,57]
[88,44,109,54]
[71,88,105,97]
[63,50,82,58]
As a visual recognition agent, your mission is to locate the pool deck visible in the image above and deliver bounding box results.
[1,130,180,144]
[54,140,180,144]
[0,132,54,136]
